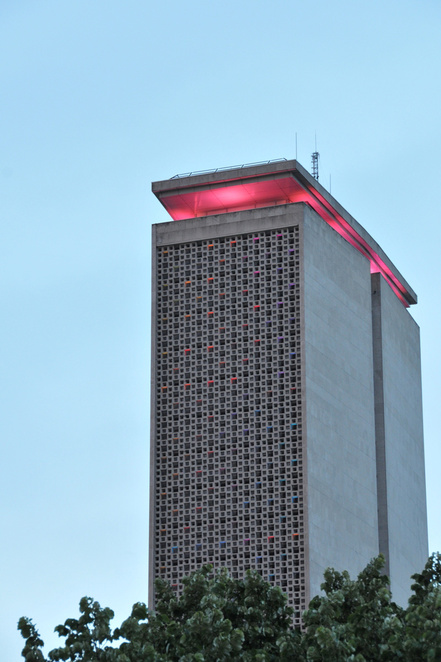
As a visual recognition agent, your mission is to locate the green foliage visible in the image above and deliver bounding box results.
[302,555,403,661]
[17,617,45,662]
[18,554,441,662]
[19,597,118,662]
[400,554,441,660]
[141,565,300,661]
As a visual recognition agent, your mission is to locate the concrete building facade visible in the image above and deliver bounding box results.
[149,159,427,621]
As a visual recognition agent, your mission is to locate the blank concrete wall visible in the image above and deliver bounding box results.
[303,207,379,600]
[372,273,428,606]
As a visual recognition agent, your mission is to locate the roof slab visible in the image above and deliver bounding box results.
[152,159,416,307]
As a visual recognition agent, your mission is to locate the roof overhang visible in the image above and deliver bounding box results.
[152,160,416,307]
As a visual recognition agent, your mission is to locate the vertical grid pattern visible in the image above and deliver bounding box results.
[154,225,305,624]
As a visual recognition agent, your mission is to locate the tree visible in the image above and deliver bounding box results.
[140,565,301,661]
[18,597,117,662]
[301,554,441,661]
[398,553,441,660]
[18,555,441,662]
[302,556,403,661]
[18,567,300,662]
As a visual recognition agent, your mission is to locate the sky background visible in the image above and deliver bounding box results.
[1,0,440,657]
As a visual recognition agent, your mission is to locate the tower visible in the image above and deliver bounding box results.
[149,159,427,623]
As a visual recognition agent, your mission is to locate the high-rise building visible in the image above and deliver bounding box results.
[149,159,427,623]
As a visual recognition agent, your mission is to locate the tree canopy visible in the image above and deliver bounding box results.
[18,554,441,661]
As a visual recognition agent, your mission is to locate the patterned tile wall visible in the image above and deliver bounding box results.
[154,224,305,623]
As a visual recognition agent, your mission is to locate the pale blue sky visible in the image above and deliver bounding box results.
[1,0,440,658]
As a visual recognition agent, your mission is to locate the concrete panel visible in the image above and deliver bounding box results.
[302,207,379,600]
[153,202,305,246]
[149,225,159,608]
[372,273,428,606]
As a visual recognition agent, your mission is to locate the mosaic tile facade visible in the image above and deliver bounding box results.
[153,225,305,624]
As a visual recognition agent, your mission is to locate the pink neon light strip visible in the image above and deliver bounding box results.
[158,175,412,307]
[301,184,409,306]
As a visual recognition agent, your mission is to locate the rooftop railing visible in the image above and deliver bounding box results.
[170,158,288,179]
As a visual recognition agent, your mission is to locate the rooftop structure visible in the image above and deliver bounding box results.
[153,159,416,307]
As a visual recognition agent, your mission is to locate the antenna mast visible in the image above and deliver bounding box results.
[311,150,320,180]
[311,133,319,180]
